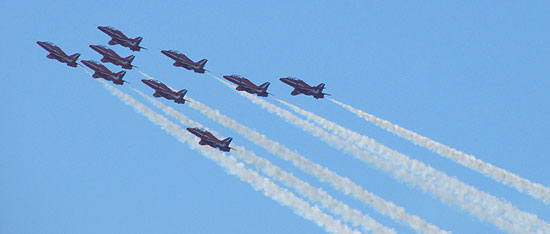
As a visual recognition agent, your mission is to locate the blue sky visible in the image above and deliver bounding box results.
[1,1,549,233]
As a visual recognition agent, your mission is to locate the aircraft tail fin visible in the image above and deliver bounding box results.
[125,55,135,63]
[197,59,207,68]
[221,137,233,147]
[315,83,325,91]
[134,36,143,44]
[259,82,270,90]
[69,53,81,62]
[176,89,188,98]
[115,70,126,79]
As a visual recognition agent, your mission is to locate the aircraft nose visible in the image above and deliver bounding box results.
[160,50,169,56]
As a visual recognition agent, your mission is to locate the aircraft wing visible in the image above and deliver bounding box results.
[199,139,210,145]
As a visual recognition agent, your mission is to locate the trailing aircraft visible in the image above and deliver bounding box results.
[161,50,207,74]
[279,77,329,99]
[97,26,145,52]
[222,75,270,97]
[187,127,233,152]
[141,79,188,104]
[89,45,136,69]
[81,60,127,85]
[36,41,80,67]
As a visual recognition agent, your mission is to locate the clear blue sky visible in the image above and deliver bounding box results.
[1,1,549,233]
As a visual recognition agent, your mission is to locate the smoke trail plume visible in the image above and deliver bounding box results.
[133,89,397,234]
[329,98,550,205]
[207,72,548,233]
[98,80,360,234]
[275,99,550,234]
[137,70,155,80]
[199,73,450,233]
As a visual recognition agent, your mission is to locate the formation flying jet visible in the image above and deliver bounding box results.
[89,45,136,70]
[141,79,188,104]
[222,75,270,97]
[187,128,233,152]
[36,41,80,67]
[161,50,207,74]
[97,26,145,52]
[279,77,329,99]
[81,60,127,85]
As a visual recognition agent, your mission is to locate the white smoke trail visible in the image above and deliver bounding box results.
[137,70,155,80]
[79,66,94,76]
[133,89,396,234]
[139,71,446,233]
[185,100,448,234]
[329,98,550,205]
[96,80,360,234]
[275,99,550,234]
[206,73,548,233]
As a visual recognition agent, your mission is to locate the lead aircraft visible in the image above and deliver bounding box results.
[36,41,80,67]
[187,128,233,152]
[161,50,207,74]
[81,60,127,85]
[279,77,329,99]
[141,79,188,104]
[222,75,270,97]
[97,26,145,52]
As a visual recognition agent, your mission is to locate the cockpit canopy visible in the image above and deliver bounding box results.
[104,26,120,32]
[43,41,56,46]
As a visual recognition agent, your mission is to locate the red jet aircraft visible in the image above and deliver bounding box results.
[279,77,329,99]
[97,26,145,52]
[89,45,136,69]
[81,60,127,85]
[36,41,80,67]
[187,127,233,152]
[141,79,188,104]
[222,75,270,97]
[161,50,207,74]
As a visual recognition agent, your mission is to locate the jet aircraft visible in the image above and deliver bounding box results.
[81,60,127,85]
[97,26,145,52]
[222,75,270,97]
[36,41,80,67]
[161,50,207,74]
[141,79,188,104]
[89,45,136,69]
[279,77,329,99]
[187,128,233,152]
